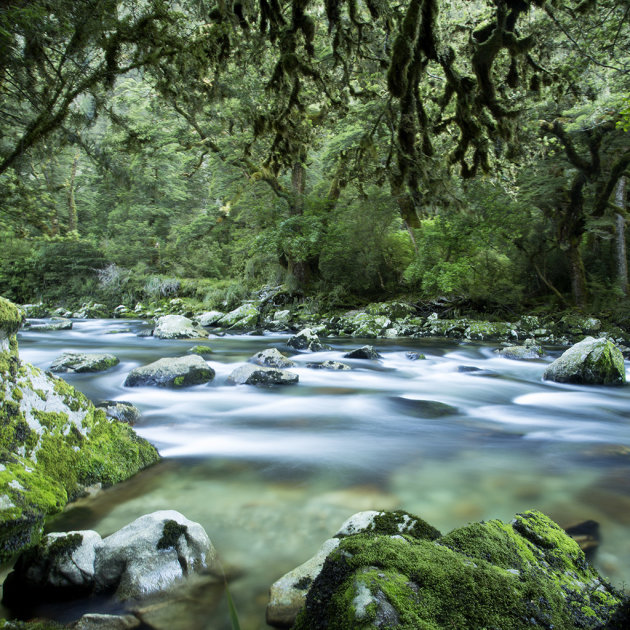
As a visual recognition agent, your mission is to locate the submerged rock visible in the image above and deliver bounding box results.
[188,345,214,357]
[26,317,73,332]
[153,315,208,339]
[3,510,216,604]
[50,352,119,373]
[543,336,626,385]
[69,614,141,629]
[306,360,351,371]
[0,297,159,564]
[275,509,624,630]
[250,348,296,369]
[287,328,330,352]
[343,345,381,360]
[405,351,425,361]
[124,355,215,388]
[227,363,298,386]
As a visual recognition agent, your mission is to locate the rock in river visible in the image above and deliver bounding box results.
[268,509,625,630]
[50,352,119,373]
[227,363,298,386]
[124,355,215,388]
[2,510,216,604]
[343,345,381,360]
[543,336,626,385]
[287,328,330,352]
[153,315,208,339]
[250,348,296,369]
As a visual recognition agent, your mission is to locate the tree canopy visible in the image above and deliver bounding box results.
[0,0,628,312]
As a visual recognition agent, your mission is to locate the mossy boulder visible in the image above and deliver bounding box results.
[0,298,159,564]
[306,360,351,371]
[287,510,623,630]
[217,303,260,329]
[188,345,214,357]
[194,310,225,327]
[543,337,626,385]
[50,352,119,373]
[25,318,73,332]
[124,355,215,388]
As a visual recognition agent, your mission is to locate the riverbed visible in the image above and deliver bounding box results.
[3,319,630,629]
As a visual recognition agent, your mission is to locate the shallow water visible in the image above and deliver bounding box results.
[3,319,630,628]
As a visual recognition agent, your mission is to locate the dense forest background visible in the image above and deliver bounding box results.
[0,0,628,318]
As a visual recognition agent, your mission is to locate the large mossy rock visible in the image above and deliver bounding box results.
[217,303,260,329]
[543,336,626,385]
[286,509,623,630]
[0,297,160,564]
[124,355,215,388]
[3,510,216,605]
[287,328,331,352]
[153,315,208,339]
[249,348,296,369]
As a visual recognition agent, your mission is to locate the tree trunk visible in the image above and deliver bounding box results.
[567,239,587,308]
[67,152,79,233]
[290,161,305,216]
[615,176,627,296]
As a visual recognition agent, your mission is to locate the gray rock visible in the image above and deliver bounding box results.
[543,336,626,385]
[4,530,102,596]
[287,328,330,352]
[227,363,298,386]
[153,315,208,339]
[188,345,214,356]
[496,344,544,360]
[343,345,381,360]
[250,348,296,369]
[266,538,340,628]
[3,511,216,605]
[95,510,216,600]
[21,303,49,318]
[50,352,119,373]
[405,352,426,361]
[306,360,351,371]
[96,400,141,425]
[27,317,73,331]
[195,311,225,327]
[124,355,215,388]
[69,614,141,630]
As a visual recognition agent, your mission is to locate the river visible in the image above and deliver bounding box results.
[3,319,630,629]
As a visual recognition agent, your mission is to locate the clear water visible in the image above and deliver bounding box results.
[3,319,630,628]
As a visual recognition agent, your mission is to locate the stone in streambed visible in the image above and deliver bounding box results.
[2,510,216,605]
[227,363,298,386]
[124,355,215,388]
[343,345,381,360]
[496,343,544,360]
[50,352,119,373]
[153,315,208,339]
[306,360,351,370]
[26,317,73,332]
[287,328,330,352]
[543,336,625,385]
[95,400,141,425]
[250,348,296,369]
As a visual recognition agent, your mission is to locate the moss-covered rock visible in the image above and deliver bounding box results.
[249,348,296,369]
[0,299,159,564]
[124,355,215,388]
[543,336,626,385]
[217,302,260,329]
[287,510,624,630]
[49,352,119,373]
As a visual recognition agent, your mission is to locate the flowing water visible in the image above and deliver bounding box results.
[3,319,630,628]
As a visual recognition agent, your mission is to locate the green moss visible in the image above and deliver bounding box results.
[173,376,185,387]
[189,345,214,356]
[33,410,69,430]
[157,519,188,550]
[0,297,23,338]
[295,510,623,630]
[11,387,22,402]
